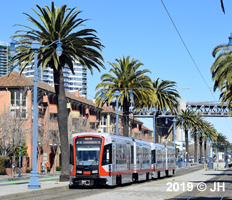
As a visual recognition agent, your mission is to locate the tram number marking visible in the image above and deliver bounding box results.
[166,182,193,192]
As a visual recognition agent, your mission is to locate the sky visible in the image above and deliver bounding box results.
[1,0,232,142]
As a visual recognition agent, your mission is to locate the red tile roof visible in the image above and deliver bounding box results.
[0,71,98,108]
[0,71,145,125]
[142,125,152,132]
[102,106,143,123]
[0,71,33,87]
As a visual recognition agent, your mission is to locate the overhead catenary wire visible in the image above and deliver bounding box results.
[161,0,216,101]
[160,0,232,131]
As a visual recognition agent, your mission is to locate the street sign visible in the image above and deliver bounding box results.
[212,142,230,148]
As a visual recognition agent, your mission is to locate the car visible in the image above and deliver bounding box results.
[189,156,194,163]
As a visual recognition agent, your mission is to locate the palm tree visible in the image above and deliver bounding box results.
[9,2,104,181]
[202,122,217,162]
[217,84,232,115]
[152,78,180,112]
[176,109,195,161]
[211,44,232,91]
[190,112,204,163]
[211,44,232,114]
[152,78,180,142]
[95,56,153,137]
[217,132,229,143]
[221,0,225,13]
[195,120,217,164]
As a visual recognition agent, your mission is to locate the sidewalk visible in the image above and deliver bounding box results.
[0,171,68,198]
[0,171,61,182]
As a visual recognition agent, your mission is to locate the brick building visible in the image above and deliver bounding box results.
[0,72,153,174]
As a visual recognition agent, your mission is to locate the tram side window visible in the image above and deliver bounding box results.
[123,145,126,164]
[143,148,147,164]
[136,146,140,165]
[151,150,156,163]
[70,144,74,165]
[102,144,112,165]
[131,146,134,164]
[116,144,121,164]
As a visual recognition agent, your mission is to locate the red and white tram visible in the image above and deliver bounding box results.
[150,143,175,179]
[69,132,175,188]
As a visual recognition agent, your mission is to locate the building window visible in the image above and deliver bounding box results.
[10,109,27,119]
[101,115,107,126]
[10,91,27,119]
[11,91,26,107]
[38,107,46,119]
[48,95,57,104]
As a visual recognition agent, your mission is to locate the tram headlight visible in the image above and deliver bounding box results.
[76,170,82,174]
[92,170,98,174]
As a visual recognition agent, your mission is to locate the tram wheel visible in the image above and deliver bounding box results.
[146,172,149,180]
[69,184,75,189]
[116,175,121,185]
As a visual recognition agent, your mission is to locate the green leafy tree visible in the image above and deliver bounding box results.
[15,141,28,157]
[14,141,28,167]
[9,2,104,181]
[95,56,153,137]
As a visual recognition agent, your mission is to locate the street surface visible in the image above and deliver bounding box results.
[0,165,200,200]
[170,168,232,200]
[0,165,231,200]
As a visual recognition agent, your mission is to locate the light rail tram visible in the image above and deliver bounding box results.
[69,132,175,188]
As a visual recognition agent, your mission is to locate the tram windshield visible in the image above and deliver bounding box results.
[76,145,101,166]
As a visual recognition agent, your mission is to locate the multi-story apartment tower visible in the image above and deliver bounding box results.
[22,61,88,96]
[0,41,9,77]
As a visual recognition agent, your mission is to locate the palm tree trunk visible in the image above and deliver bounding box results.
[199,137,203,163]
[194,133,197,163]
[185,130,189,161]
[53,67,69,182]
[122,98,130,137]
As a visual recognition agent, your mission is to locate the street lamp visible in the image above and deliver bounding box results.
[9,39,62,189]
[152,108,166,143]
[18,138,22,177]
[208,134,210,163]
[181,119,184,167]
[228,33,232,50]
[101,89,133,135]
[196,131,199,165]
[165,117,177,167]
[152,109,158,143]
[203,132,205,165]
